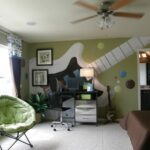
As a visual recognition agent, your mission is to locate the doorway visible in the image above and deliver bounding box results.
[138,49,150,110]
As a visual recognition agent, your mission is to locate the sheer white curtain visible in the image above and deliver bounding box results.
[0,33,22,96]
[0,45,16,96]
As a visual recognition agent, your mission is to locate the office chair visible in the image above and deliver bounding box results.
[48,78,72,131]
[0,95,36,150]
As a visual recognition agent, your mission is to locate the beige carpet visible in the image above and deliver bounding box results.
[0,123,132,150]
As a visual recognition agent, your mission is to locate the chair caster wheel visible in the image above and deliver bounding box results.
[30,144,33,148]
[53,129,56,131]
[67,128,71,131]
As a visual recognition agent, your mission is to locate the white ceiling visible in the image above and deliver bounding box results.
[0,0,149,43]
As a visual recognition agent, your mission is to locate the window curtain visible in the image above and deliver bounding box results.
[7,34,22,98]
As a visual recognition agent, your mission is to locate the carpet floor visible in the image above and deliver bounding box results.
[0,122,132,150]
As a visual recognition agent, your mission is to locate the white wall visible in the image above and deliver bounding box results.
[139,63,146,85]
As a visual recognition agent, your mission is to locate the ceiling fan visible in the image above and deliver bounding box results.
[71,0,144,27]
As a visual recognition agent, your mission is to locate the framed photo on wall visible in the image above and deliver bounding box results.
[36,48,53,66]
[32,69,48,86]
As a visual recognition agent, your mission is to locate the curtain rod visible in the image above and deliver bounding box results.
[0,27,22,40]
[0,29,9,35]
[0,26,11,35]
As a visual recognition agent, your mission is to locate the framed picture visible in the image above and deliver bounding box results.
[32,69,48,86]
[36,48,53,66]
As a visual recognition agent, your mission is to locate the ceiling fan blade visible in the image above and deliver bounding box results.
[110,0,134,11]
[71,14,98,24]
[113,12,144,19]
[74,1,99,11]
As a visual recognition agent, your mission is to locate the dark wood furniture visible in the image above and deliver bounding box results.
[119,111,150,150]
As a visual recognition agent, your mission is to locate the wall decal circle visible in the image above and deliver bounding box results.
[116,80,120,84]
[126,79,135,89]
[114,85,121,93]
[97,42,104,50]
[119,71,127,78]
[114,76,118,80]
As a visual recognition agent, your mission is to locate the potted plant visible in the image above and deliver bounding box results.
[28,93,48,123]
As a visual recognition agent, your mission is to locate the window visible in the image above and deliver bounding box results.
[0,45,15,96]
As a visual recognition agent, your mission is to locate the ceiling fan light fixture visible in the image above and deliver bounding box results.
[73,0,144,28]
[97,15,114,30]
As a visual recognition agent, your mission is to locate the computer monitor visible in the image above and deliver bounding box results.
[66,77,79,91]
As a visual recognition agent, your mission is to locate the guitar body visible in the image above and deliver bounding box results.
[106,86,116,122]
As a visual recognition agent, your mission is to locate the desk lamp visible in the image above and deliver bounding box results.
[80,68,94,91]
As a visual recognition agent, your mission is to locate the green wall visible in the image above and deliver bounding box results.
[99,54,138,117]
[27,38,138,118]
[29,38,128,63]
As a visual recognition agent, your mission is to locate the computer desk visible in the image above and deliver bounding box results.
[59,90,103,125]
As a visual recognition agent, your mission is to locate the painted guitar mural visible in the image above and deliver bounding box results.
[29,36,150,107]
